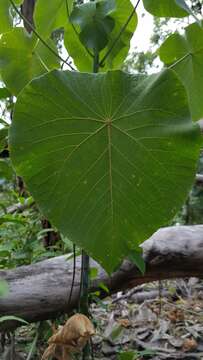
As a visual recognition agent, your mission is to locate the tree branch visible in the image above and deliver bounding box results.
[1,225,203,330]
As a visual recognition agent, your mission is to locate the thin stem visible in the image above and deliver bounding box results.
[93,51,99,73]
[99,0,141,67]
[80,250,90,316]
[67,244,76,309]
[9,0,75,71]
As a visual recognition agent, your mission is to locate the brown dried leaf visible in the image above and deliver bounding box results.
[41,313,95,360]
[182,338,198,352]
[167,309,184,323]
[117,319,131,328]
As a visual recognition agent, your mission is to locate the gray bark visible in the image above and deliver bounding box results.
[1,225,203,330]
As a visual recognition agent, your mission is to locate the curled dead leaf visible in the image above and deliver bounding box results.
[117,319,131,328]
[167,309,184,323]
[182,338,198,352]
[42,313,95,360]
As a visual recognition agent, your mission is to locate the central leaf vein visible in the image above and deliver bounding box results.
[107,122,114,221]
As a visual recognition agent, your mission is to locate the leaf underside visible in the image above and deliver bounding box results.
[10,69,201,273]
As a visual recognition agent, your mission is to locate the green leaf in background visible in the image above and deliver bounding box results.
[159,22,203,121]
[100,0,137,71]
[64,20,93,72]
[0,280,9,297]
[119,351,137,360]
[143,0,189,18]
[34,0,74,39]
[0,87,12,99]
[0,127,8,152]
[0,119,9,127]
[0,315,28,324]
[0,159,13,181]
[0,0,12,34]
[128,250,145,274]
[10,69,201,273]
[0,28,60,95]
[0,214,26,226]
[64,0,137,72]
[0,0,24,34]
[70,0,115,52]
[89,267,98,280]
[119,350,156,360]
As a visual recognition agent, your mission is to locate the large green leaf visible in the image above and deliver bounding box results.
[64,0,137,72]
[159,22,203,121]
[34,0,73,39]
[70,0,115,52]
[143,0,189,18]
[10,69,201,273]
[0,28,60,95]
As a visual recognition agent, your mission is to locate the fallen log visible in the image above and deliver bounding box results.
[1,225,203,330]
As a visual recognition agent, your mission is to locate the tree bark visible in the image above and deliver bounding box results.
[1,225,203,330]
[21,0,36,32]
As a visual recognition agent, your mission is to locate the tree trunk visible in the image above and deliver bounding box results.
[1,225,203,330]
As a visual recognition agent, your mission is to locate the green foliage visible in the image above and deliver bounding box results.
[34,0,70,39]
[0,127,8,152]
[143,0,190,18]
[119,349,156,359]
[0,0,23,34]
[128,250,145,274]
[123,50,157,74]
[0,0,13,34]
[0,28,60,95]
[0,87,11,99]
[0,159,13,181]
[64,0,137,72]
[0,0,202,279]
[10,69,201,273]
[159,22,203,121]
[70,0,115,51]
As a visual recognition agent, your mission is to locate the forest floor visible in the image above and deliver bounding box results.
[1,278,203,360]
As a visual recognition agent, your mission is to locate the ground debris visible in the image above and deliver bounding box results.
[91,279,203,359]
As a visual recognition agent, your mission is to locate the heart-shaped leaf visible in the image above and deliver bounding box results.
[159,22,203,121]
[0,28,60,94]
[10,69,201,273]
[143,0,189,17]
